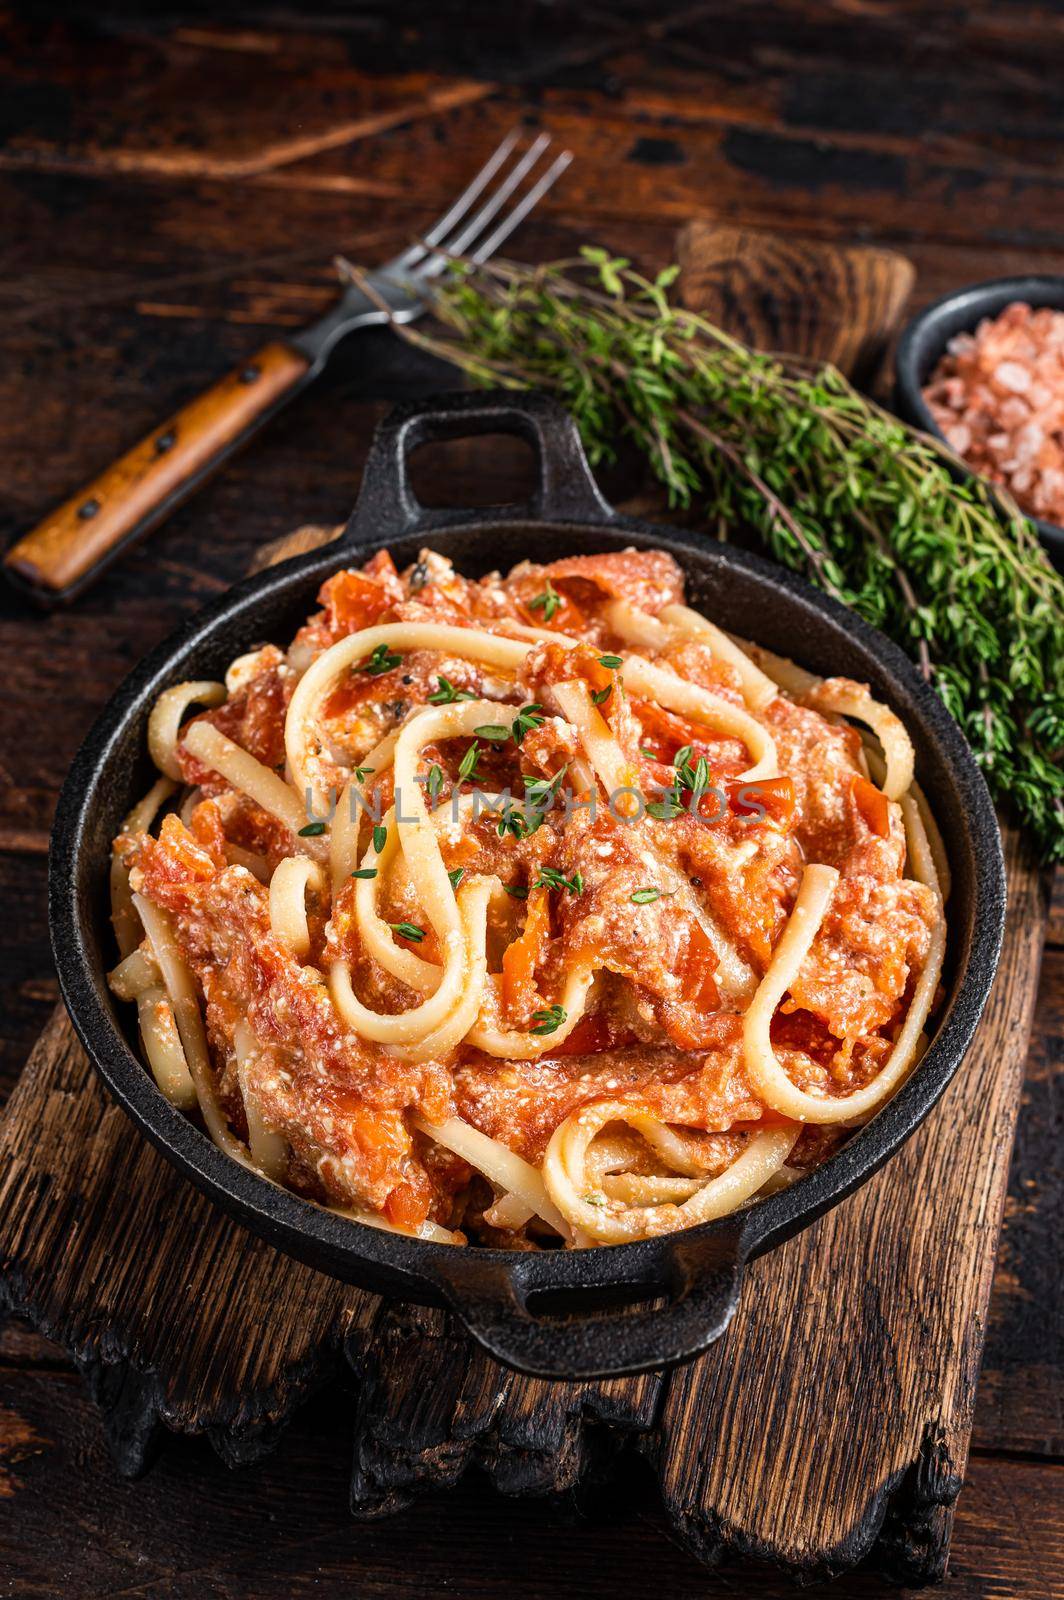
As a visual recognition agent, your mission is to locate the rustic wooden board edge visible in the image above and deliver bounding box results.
[676,219,917,388]
[343,1302,666,1518]
[0,1275,348,1477]
[0,1196,351,1480]
[338,1315,970,1586]
[648,1418,962,1587]
[0,1006,362,1478]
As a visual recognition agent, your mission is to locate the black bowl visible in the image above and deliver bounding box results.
[49,391,1007,1380]
[894,274,1064,567]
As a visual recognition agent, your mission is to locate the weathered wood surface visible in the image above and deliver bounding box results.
[975,940,1064,1461]
[2,1345,1061,1600]
[1,5,1062,1596]
[677,221,915,384]
[4,340,313,600]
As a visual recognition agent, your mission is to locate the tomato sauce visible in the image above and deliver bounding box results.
[123,546,939,1228]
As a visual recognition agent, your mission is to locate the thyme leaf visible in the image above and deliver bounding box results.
[429,675,475,705]
[530,1004,567,1035]
[358,643,402,676]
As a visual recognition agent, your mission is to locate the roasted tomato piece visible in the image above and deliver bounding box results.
[729,775,796,828]
[851,773,890,838]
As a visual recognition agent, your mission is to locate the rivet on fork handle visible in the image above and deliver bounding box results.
[3,341,310,605]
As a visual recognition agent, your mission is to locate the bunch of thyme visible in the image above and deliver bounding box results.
[345,248,1064,861]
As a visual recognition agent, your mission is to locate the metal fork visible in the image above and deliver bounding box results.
[288,128,572,370]
[4,129,572,605]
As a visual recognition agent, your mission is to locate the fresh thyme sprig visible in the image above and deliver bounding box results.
[351,248,1064,861]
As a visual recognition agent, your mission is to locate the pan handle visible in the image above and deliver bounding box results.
[425,1227,746,1380]
[342,389,615,543]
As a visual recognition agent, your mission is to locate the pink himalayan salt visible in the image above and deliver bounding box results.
[922,300,1064,524]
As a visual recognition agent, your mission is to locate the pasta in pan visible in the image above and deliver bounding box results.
[109,545,946,1248]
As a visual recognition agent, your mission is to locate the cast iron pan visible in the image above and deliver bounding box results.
[894,274,1064,568]
[50,391,1006,1381]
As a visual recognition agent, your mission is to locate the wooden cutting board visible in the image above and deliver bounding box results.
[0,224,1047,1584]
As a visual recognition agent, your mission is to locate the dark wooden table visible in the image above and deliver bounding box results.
[1,7,1060,1596]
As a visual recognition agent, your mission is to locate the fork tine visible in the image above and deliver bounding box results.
[466,148,573,265]
[436,131,552,260]
[415,143,571,283]
[390,127,522,273]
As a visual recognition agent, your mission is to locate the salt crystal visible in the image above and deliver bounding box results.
[998,397,1029,428]
[1015,421,1045,458]
[923,301,1064,524]
[994,360,1032,394]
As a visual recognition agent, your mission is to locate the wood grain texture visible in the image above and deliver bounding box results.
[975,944,1064,1458]
[0,1007,370,1475]
[5,8,1064,256]
[678,221,915,385]
[348,1302,662,1515]
[4,340,309,598]
[0,852,55,1094]
[2,1356,1061,1600]
[1048,869,1064,949]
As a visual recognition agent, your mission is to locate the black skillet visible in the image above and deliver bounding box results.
[50,390,1007,1381]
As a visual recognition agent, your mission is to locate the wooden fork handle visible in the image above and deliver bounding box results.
[4,340,311,603]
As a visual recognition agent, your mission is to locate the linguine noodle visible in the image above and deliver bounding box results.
[108,545,946,1247]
